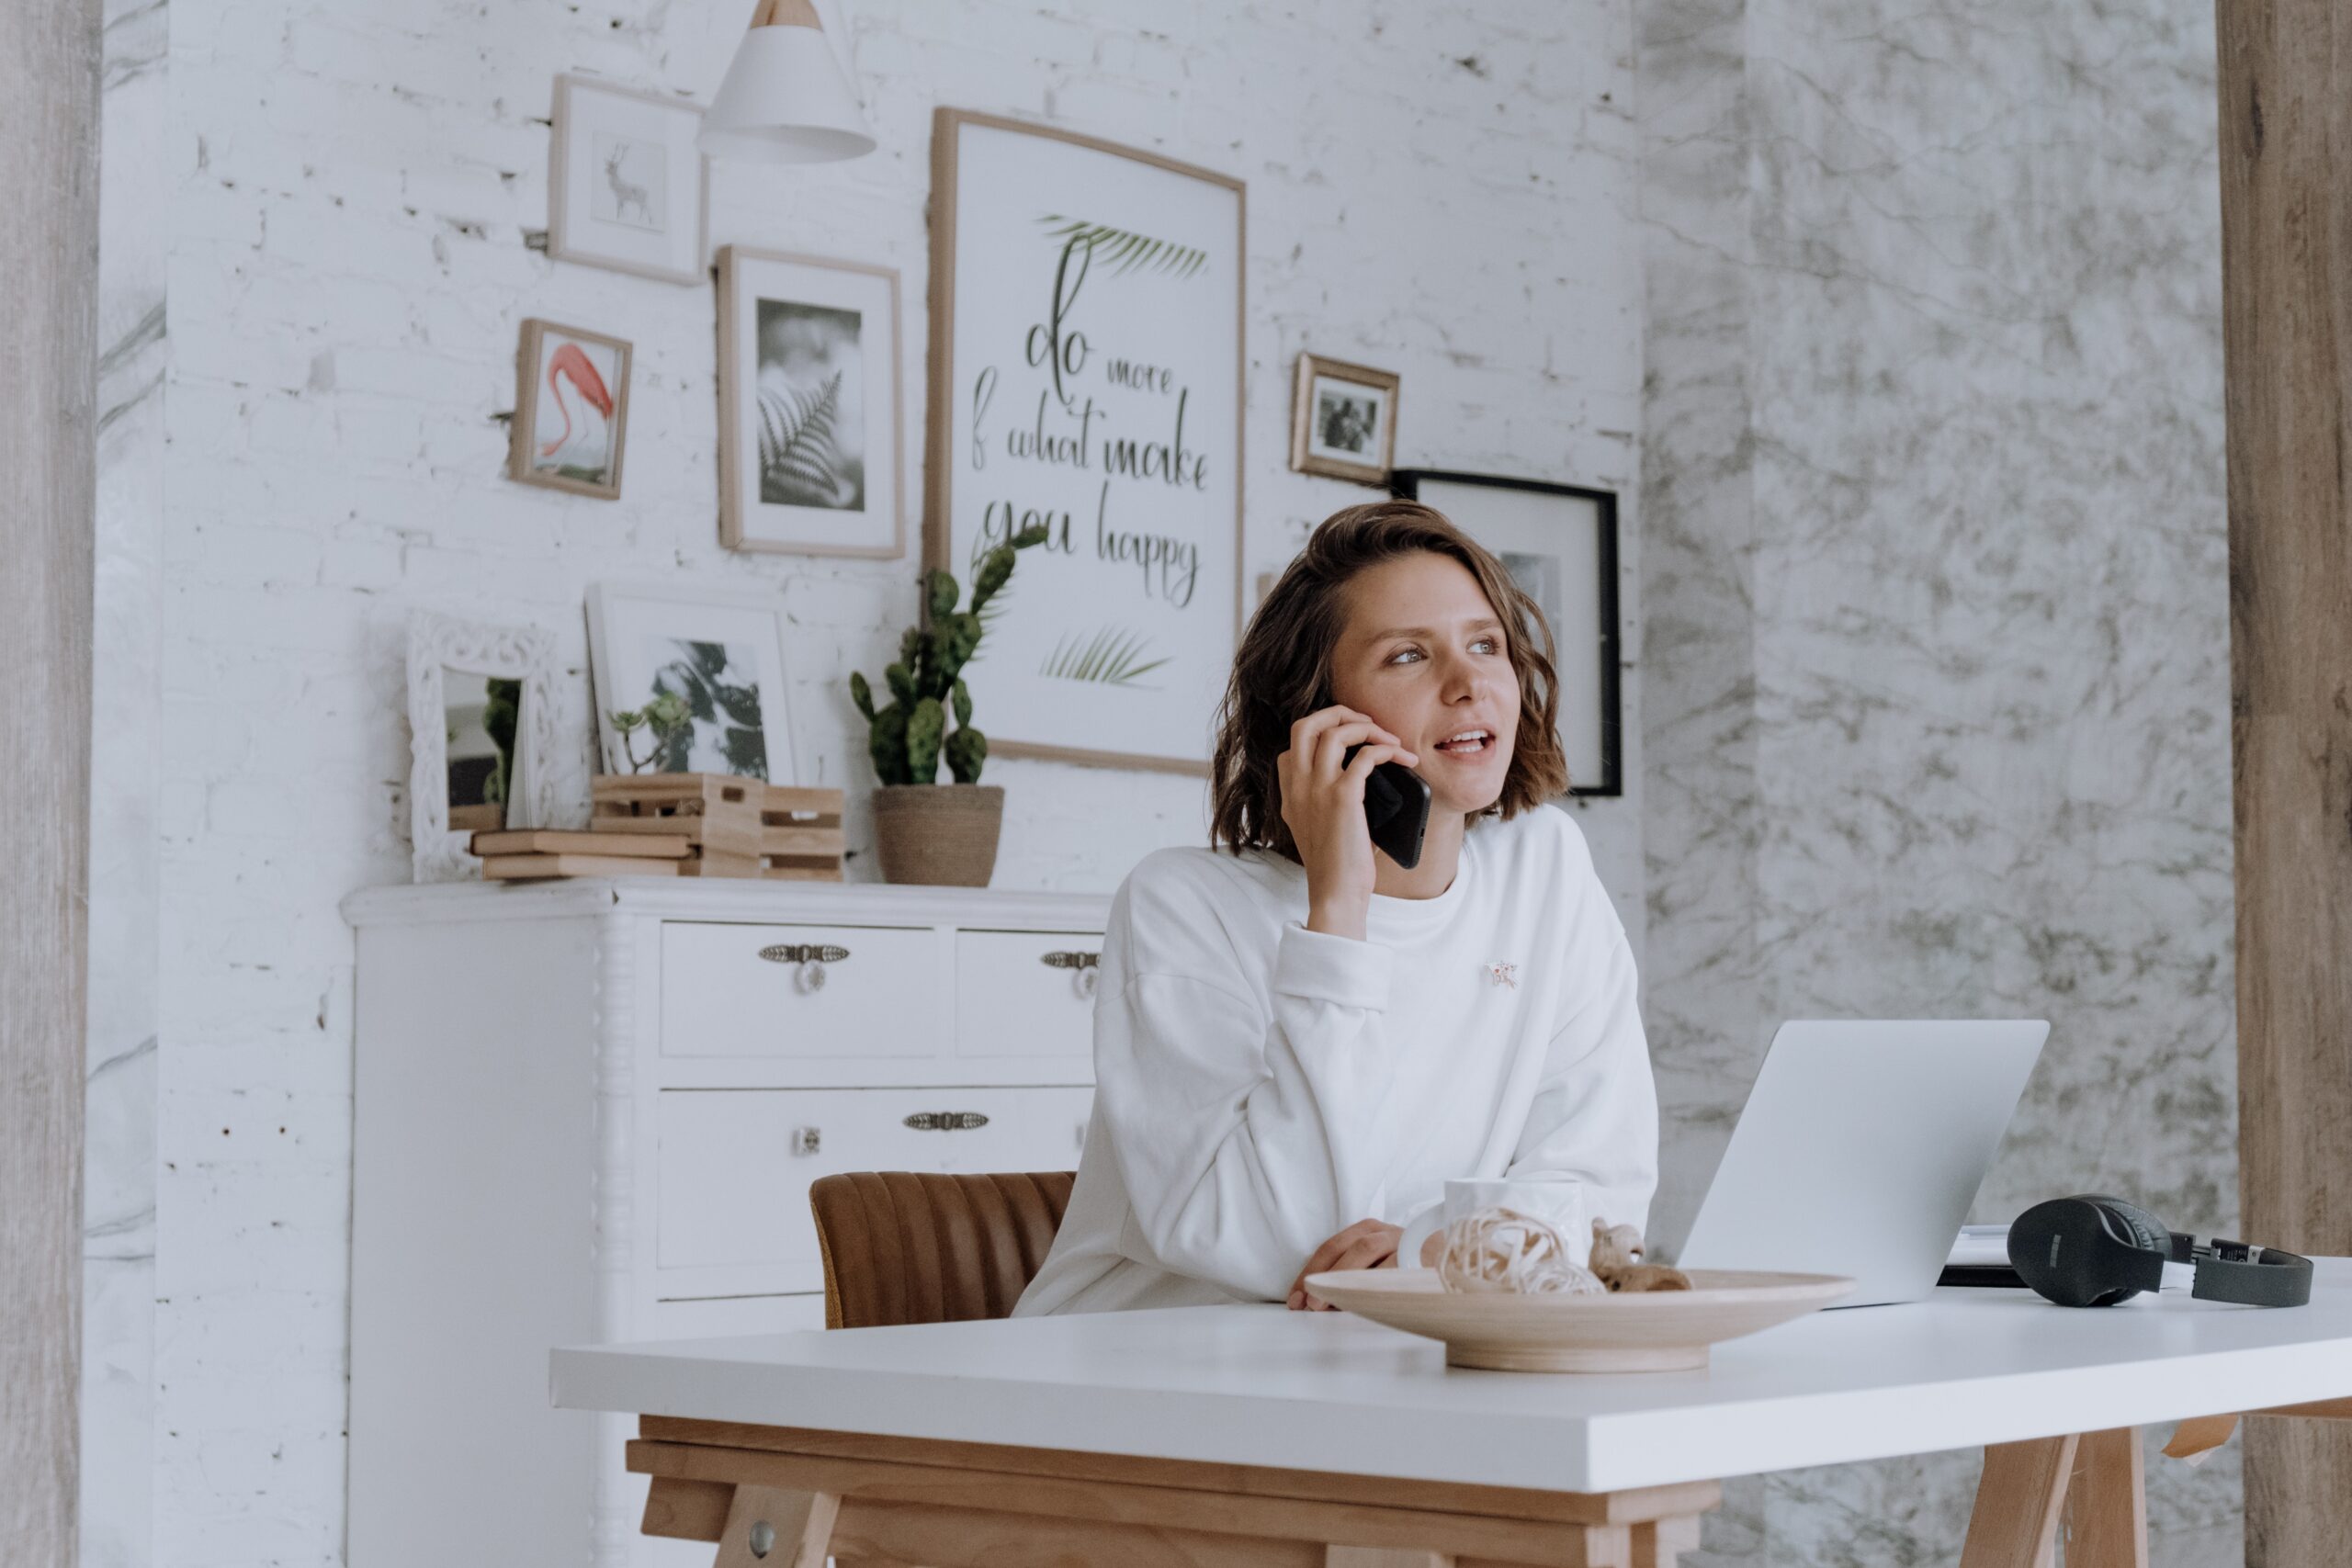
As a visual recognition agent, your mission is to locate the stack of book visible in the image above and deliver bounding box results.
[469,828,693,881]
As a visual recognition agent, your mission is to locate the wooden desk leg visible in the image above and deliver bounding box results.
[1632,1513,1705,1567]
[2062,1427,2148,1568]
[714,1485,839,1568]
[1960,1435,2078,1568]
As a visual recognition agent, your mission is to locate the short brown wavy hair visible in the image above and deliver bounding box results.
[1209,500,1569,859]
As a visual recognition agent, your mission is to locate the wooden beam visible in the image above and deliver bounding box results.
[715,1485,838,1568]
[1630,1514,1703,1568]
[638,1416,1720,1528]
[2060,1428,2147,1568]
[2214,0,2352,1560]
[0,0,101,1562]
[2253,1397,2352,1421]
[1327,1548,1453,1568]
[627,1438,1647,1566]
[643,1475,734,1540]
[1958,1436,2076,1568]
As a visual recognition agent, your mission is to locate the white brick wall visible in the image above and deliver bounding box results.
[139,2,1645,1561]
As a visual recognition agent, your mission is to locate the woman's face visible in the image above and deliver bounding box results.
[1326,550,1521,818]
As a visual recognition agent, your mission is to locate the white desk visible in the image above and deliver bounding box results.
[553,1260,2352,1568]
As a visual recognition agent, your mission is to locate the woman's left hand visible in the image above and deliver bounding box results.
[1287,1219,1403,1310]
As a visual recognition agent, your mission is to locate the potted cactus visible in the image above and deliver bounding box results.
[848,524,1047,885]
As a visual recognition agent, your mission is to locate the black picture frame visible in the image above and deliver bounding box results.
[1389,468,1623,798]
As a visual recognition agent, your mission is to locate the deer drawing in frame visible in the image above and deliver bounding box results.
[605,142,653,228]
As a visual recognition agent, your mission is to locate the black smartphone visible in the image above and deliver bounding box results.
[1340,743,1431,870]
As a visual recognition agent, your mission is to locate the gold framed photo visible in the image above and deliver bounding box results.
[1291,352,1400,486]
[509,318,632,501]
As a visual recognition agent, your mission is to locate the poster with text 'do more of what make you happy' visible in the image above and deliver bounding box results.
[929,109,1244,774]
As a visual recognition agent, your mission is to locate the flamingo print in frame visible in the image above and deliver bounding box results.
[509,318,632,500]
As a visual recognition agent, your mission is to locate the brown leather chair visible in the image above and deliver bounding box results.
[809,1171,1076,1329]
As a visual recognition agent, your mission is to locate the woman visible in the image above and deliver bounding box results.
[1013,500,1658,1316]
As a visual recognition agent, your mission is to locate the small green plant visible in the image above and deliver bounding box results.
[607,690,693,773]
[849,525,1049,784]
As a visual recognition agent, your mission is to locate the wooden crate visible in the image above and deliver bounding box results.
[592,774,844,881]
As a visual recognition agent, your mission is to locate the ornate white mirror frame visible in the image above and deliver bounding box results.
[406,611,561,882]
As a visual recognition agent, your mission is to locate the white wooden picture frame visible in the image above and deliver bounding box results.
[717,245,906,558]
[548,73,709,286]
[405,611,561,882]
[584,581,800,784]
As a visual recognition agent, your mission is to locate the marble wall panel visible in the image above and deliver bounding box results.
[1639,1,2238,1562]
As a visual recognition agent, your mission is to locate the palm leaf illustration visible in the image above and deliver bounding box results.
[1037,216,1209,279]
[756,371,846,507]
[1040,624,1173,687]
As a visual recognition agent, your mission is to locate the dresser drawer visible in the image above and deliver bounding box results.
[954,930,1102,1058]
[660,921,935,1058]
[654,1086,1093,1292]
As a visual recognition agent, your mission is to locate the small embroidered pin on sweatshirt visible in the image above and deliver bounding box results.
[1485,960,1518,987]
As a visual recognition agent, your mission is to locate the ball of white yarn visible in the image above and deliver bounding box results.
[1436,1205,1608,1295]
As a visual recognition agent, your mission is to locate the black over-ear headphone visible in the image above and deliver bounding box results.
[2008,1194,2313,1309]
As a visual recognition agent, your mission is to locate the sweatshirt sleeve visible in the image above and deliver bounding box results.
[1091,864,1422,1303]
[1504,851,1660,1245]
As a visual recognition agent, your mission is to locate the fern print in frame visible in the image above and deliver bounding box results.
[757,367,849,509]
[926,110,1245,774]
[718,245,905,558]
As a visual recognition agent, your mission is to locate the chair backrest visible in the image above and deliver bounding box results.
[808,1171,1076,1329]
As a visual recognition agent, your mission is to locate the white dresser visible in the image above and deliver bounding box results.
[341,877,1111,1568]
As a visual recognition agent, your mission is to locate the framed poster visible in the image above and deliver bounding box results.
[509,318,631,500]
[926,108,1245,775]
[1391,469,1623,797]
[717,245,905,558]
[548,73,708,285]
[584,581,799,784]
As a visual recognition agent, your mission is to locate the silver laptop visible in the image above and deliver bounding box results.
[1675,1020,2048,1307]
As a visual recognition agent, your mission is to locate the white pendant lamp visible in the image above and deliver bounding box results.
[698,0,876,164]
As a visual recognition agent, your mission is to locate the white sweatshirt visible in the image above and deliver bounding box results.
[1012,802,1659,1316]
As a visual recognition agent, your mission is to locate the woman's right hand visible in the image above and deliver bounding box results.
[1276,705,1417,941]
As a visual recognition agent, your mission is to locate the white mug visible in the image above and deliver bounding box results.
[1402,1176,1587,1269]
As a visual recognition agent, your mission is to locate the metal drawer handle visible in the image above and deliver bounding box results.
[903,1111,990,1132]
[761,942,849,994]
[791,1126,820,1156]
[1041,949,1101,999]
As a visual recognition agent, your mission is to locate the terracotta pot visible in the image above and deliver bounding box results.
[871,784,1004,886]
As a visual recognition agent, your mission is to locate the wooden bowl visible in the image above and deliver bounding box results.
[1302,1267,1856,1372]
